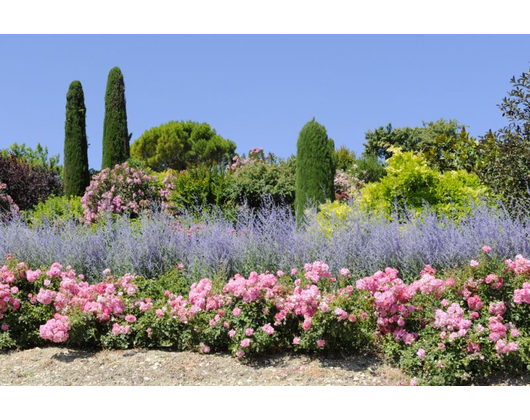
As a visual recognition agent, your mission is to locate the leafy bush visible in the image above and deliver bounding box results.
[25,195,83,226]
[0,154,62,211]
[4,250,530,386]
[360,150,488,219]
[225,156,296,209]
[1,142,61,172]
[81,162,160,224]
[131,120,236,171]
[159,165,229,213]
[350,154,386,184]
[334,145,356,171]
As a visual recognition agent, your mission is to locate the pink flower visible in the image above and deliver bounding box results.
[155,309,165,318]
[26,269,41,283]
[339,268,351,277]
[236,350,245,358]
[291,268,298,276]
[416,348,426,359]
[245,328,254,337]
[348,314,357,323]
[302,318,312,331]
[317,339,326,348]
[293,337,301,345]
[199,342,210,354]
[240,338,251,348]
[233,307,241,317]
[178,263,185,270]
[511,329,520,338]
[228,329,236,338]
[125,314,136,323]
[469,260,479,268]
[1,324,9,331]
[482,246,492,253]
[276,270,284,277]
[262,324,275,335]
[103,268,111,276]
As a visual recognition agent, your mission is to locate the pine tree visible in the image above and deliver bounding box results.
[64,80,90,196]
[295,118,335,224]
[102,67,130,169]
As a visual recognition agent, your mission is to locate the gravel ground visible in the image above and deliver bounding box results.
[2,347,529,385]
[0,347,409,386]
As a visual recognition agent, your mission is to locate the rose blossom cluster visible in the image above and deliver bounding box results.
[39,314,70,343]
[81,162,159,224]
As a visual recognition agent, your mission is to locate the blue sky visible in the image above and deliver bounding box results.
[0,35,529,169]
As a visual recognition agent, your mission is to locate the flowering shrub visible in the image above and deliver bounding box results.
[0,182,19,220]
[81,162,160,223]
[4,248,530,385]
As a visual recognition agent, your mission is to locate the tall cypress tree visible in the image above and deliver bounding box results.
[64,81,90,196]
[102,66,130,169]
[295,118,335,225]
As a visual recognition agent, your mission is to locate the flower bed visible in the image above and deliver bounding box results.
[2,248,530,385]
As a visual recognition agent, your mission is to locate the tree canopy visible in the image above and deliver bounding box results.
[131,120,236,171]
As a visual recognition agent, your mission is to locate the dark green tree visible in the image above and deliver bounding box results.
[295,119,335,224]
[102,67,130,169]
[131,120,236,171]
[363,119,464,161]
[63,81,90,196]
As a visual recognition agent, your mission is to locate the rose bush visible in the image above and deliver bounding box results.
[3,247,530,385]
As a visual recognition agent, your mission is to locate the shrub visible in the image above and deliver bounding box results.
[0,154,62,211]
[64,81,90,196]
[102,67,130,169]
[295,119,335,224]
[360,150,488,219]
[363,119,465,161]
[81,162,159,224]
[350,154,386,184]
[1,142,61,173]
[4,250,530,386]
[131,120,236,171]
[25,195,83,226]
[159,165,229,213]
[225,156,296,209]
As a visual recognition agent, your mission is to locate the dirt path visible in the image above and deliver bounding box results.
[2,347,529,385]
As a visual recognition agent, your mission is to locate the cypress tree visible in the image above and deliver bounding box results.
[102,66,130,169]
[64,81,90,196]
[295,118,336,225]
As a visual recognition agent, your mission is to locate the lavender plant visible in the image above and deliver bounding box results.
[1,199,530,283]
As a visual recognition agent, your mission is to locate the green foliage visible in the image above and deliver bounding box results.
[160,165,229,213]
[64,81,90,196]
[334,145,356,171]
[295,119,336,224]
[363,119,465,162]
[422,127,482,173]
[102,67,130,169]
[359,150,489,219]
[1,142,61,173]
[131,120,236,171]
[315,201,354,237]
[225,157,296,209]
[24,195,83,226]
[475,69,530,204]
[350,153,386,184]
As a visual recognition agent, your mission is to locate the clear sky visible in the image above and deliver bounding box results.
[0,35,529,169]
